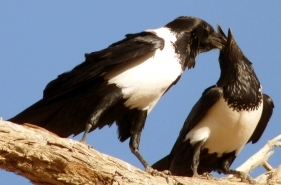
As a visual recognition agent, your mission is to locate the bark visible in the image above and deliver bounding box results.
[235,134,281,174]
[0,120,280,185]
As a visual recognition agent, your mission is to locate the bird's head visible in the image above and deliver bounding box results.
[217,25,252,71]
[217,25,262,111]
[165,16,226,69]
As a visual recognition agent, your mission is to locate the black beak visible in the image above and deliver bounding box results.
[217,25,236,52]
[209,26,227,50]
[219,27,242,60]
[218,25,246,66]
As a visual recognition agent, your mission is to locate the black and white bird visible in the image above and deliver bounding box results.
[152,27,274,182]
[9,16,225,173]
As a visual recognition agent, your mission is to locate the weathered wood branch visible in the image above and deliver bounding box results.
[0,120,280,185]
[232,135,281,184]
[235,134,281,174]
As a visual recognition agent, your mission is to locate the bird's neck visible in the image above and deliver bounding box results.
[217,60,262,111]
[171,31,199,70]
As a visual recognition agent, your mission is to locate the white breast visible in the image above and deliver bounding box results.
[105,28,183,113]
[185,97,263,156]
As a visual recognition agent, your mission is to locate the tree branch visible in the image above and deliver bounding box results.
[231,135,281,184]
[0,120,279,185]
[235,134,281,174]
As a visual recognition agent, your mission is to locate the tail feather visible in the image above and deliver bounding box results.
[151,155,172,172]
[9,82,105,137]
[152,143,237,176]
[9,97,92,137]
[8,80,132,139]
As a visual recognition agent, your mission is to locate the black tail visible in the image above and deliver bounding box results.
[151,155,172,172]
[9,79,120,138]
[9,79,136,141]
[152,146,237,177]
[9,95,95,137]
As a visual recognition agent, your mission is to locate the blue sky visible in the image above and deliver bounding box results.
[1,2,280,184]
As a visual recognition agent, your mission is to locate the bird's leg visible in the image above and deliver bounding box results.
[129,111,171,180]
[129,110,149,168]
[80,91,122,143]
[221,157,256,184]
[129,111,166,170]
[81,123,93,143]
[192,140,204,177]
[81,109,106,143]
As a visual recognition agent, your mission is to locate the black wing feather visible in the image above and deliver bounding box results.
[171,85,223,153]
[43,32,165,100]
[248,93,274,144]
[9,32,165,136]
[152,86,223,174]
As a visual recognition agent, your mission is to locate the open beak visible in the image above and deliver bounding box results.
[209,26,227,50]
[219,27,240,59]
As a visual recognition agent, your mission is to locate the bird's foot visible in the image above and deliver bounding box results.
[79,140,94,149]
[228,171,257,184]
[192,172,218,180]
[145,166,171,183]
[145,166,171,176]
[80,139,86,144]
[192,172,201,178]
[202,172,217,180]
[237,172,257,184]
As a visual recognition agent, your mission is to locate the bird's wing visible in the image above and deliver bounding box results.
[154,86,223,175]
[248,93,274,144]
[43,31,165,100]
[171,85,223,153]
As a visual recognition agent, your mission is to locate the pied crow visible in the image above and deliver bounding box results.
[9,16,225,173]
[152,27,274,182]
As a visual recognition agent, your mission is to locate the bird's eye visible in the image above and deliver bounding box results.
[203,24,209,37]
[203,24,207,29]
[195,25,209,41]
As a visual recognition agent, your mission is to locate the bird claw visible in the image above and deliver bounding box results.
[202,172,217,180]
[145,166,171,176]
[192,172,201,178]
[79,140,94,149]
[145,166,171,183]
[192,172,218,180]
[79,139,86,144]
[163,170,172,175]
[227,171,257,184]
[238,173,257,184]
